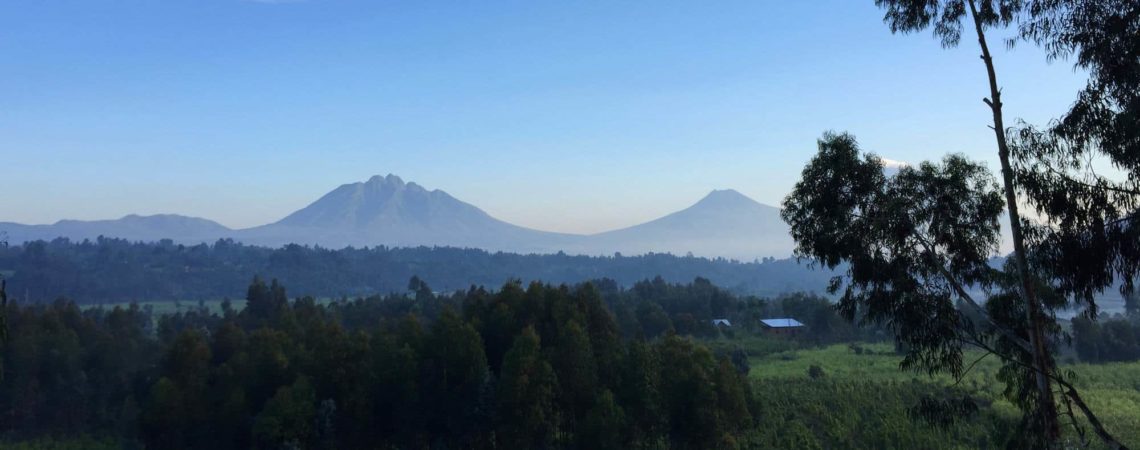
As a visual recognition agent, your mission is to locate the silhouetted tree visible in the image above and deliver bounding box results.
[497,326,559,449]
[579,389,626,450]
[253,376,317,450]
[420,309,490,446]
[787,1,1139,447]
[876,0,1065,439]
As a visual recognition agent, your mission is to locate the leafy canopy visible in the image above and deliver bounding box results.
[782,132,1006,377]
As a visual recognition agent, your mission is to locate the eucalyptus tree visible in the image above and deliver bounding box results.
[876,0,1065,441]
[1009,4,1140,444]
[783,0,1137,447]
[782,133,1008,379]
[782,133,1129,448]
[1010,0,1140,313]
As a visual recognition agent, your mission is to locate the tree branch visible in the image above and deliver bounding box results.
[962,334,1130,449]
[1059,385,1090,447]
[1062,382,1130,450]
[910,232,1035,353]
[1042,164,1140,197]
[952,350,992,387]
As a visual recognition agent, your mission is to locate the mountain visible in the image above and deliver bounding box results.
[0,176,796,259]
[574,189,794,260]
[236,174,578,252]
[0,214,231,244]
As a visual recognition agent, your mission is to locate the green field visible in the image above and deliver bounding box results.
[743,342,1140,449]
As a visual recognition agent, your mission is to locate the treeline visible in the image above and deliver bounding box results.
[0,237,832,304]
[0,277,762,449]
[603,277,869,344]
[1070,314,1140,363]
[2,275,1078,448]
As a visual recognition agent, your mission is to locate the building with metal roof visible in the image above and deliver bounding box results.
[760,318,805,335]
[760,318,804,328]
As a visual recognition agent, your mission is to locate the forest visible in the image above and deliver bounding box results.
[1,0,1138,447]
[2,276,1138,449]
[0,237,831,303]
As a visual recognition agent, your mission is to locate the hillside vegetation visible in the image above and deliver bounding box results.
[0,238,830,303]
[747,343,1140,449]
[2,277,1136,448]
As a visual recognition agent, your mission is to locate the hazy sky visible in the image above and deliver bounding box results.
[1,1,1087,234]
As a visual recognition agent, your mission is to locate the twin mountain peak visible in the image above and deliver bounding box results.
[1,175,793,260]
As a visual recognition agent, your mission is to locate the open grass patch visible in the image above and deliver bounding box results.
[747,343,1140,448]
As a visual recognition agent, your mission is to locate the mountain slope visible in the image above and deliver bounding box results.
[575,189,794,260]
[0,177,797,259]
[238,174,578,251]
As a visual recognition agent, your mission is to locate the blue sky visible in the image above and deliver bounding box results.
[1,0,1086,233]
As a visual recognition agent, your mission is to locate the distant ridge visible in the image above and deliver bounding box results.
[0,175,797,259]
[0,214,231,244]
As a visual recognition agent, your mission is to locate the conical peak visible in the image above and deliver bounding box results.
[704,188,744,198]
[697,189,754,204]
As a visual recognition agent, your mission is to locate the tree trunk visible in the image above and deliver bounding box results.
[964,0,1060,443]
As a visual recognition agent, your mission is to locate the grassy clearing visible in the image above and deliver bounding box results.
[745,341,1140,448]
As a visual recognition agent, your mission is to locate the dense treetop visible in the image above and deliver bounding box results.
[0,237,832,304]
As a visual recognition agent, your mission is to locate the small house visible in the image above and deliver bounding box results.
[711,319,732,328]
[760,318,805,336]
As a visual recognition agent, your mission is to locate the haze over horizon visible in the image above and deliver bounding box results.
[2,0,1087,233]
[0,173,802,260]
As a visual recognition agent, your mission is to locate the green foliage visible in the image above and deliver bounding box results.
[876,0,1022,47]
[1,300,157,441]
[1071,315,1140,363]
[420,308,490,446]
[4,276,1139,448]
[655,334,751,449]
[865,2,1139,445]
[252,376,317,450]
[551,320,598,430]
[579,389,626,450]
[749,377,1014,449]
[244,276,288,329]
[1,277,770,449]
[1012,1,1140,311]
[0,238,835,303]
[749,343,1140,448]
[782,133,1004,378]
[616,338,665,447]
[909,395,980,429]
[497,326,559,448]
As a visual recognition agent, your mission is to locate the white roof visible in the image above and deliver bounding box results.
[761,318,805,328]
